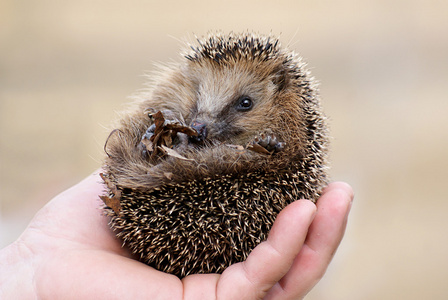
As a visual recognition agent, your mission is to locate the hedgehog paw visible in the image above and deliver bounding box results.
[250,134,285,154]
[138,124,156,159]
[138,109,184,159]
[142,124,157,140]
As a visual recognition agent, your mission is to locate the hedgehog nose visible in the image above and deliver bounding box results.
[189,121,207,143]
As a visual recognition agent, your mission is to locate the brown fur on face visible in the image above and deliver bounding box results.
[102,32,328,277]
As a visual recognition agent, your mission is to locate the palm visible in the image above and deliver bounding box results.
[2,171,352,300]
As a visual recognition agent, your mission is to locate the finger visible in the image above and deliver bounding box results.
[182,273,220,300]
[306,182,354,256]
[265,182,354,299]
[217,200,317,299]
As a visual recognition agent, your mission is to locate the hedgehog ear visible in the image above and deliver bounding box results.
[272,67,290,93]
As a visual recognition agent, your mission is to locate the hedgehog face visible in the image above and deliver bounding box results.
[150,59,291,150]
[187,62,284,145]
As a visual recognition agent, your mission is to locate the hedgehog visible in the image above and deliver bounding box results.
[100,32,328,278]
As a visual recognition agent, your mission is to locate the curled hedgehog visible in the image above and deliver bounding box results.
[101,32,329,278]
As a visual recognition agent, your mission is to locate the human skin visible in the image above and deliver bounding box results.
[0,171,353,299]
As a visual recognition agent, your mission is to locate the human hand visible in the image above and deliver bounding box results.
[0,171,353,299]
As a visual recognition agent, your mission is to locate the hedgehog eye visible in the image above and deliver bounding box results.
[236,96,253,111]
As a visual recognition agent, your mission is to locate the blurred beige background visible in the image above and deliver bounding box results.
[1,0,447,299]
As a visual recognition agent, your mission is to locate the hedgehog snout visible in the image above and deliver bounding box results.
[188,120,207,143]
